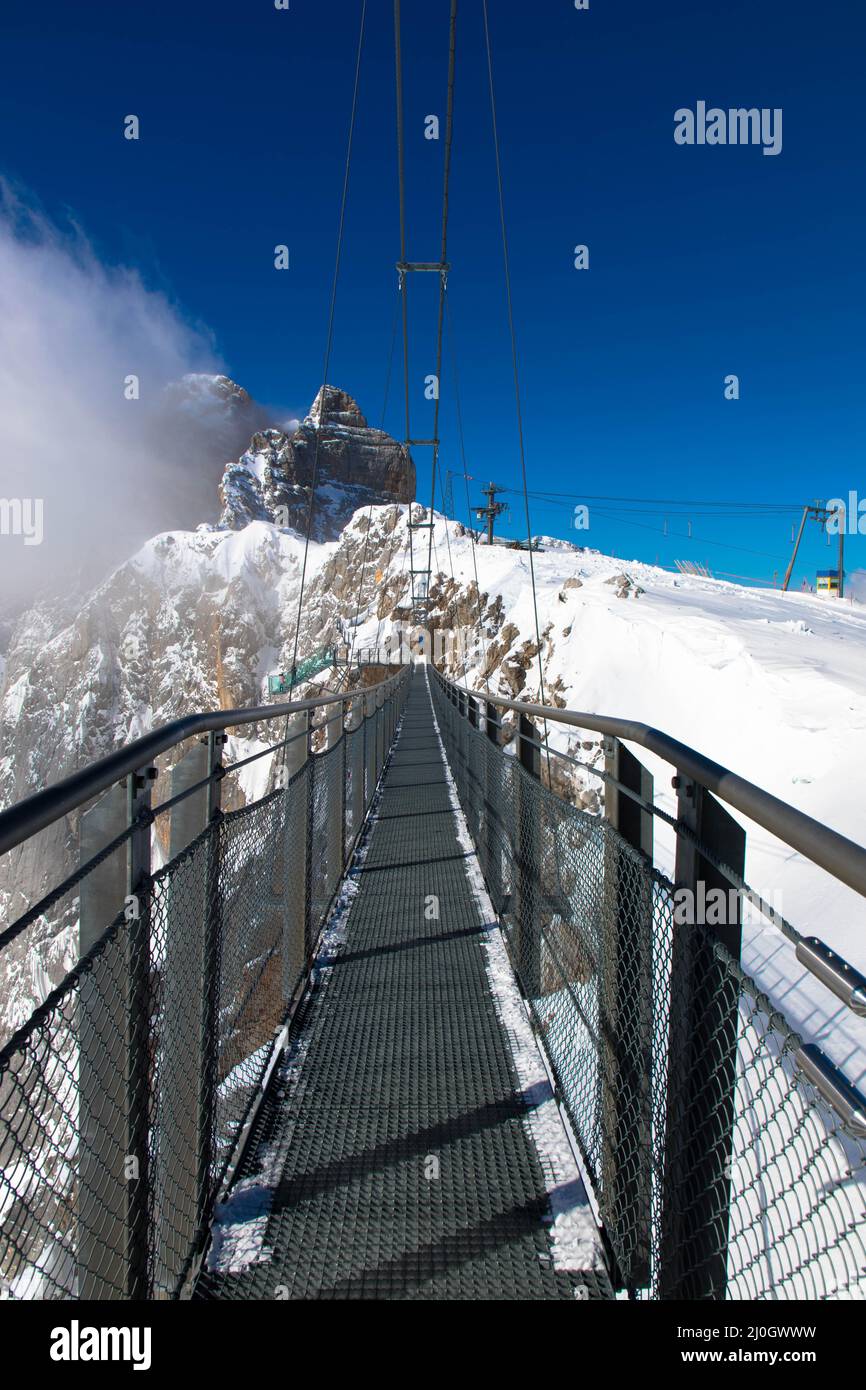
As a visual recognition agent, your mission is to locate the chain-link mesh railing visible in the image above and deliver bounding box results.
[430,673,866,1301]
[0,673,408,1300]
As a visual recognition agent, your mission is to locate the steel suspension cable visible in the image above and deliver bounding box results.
[288,0,367,695]
[393,0,418,620]
[424,0,459,598]
[445,295,490,692]
[349,290,401,666]
[482,0,550,779]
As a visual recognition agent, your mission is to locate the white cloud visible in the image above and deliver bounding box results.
[0,181,223,602]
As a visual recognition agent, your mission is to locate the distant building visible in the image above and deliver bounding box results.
[816,569,841,599]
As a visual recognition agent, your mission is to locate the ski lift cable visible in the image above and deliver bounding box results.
[501,486,803,510]
[590,507,790,561]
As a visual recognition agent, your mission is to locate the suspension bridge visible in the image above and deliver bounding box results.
[1,1,866,1305]
[1,655,866,1301]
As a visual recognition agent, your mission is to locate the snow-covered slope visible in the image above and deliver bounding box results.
[352,513,866,1084]
[3,481,866,1084]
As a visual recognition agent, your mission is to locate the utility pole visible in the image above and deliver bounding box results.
[781,501,845,594]
[473,482,507,545]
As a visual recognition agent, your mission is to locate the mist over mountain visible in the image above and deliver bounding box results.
[0,187,280,604]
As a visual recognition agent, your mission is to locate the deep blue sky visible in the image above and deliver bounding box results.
[2,0,864,587]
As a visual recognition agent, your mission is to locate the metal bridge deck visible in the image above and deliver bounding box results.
[196,669,611,1300]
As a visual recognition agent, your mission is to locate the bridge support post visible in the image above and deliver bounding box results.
[347,697,364,852]
[376,684,385,775]
[126,764,155,1301]
[363,691,375,808]
[78,779,137,1299]
[601,737,654,1291]
[196,733,226,1250]
[659,777,745,1300]
[515,713,542,998]
[484,702,503,911]
[153,736,225,1296]
[78,767,153,1300]
[283,711,310,1004]
[322,704,344,927]
[156,742,207,1294]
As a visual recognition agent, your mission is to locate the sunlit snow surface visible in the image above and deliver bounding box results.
[345,513,866,1089]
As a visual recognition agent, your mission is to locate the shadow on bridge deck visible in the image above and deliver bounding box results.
[195,669,612,1300]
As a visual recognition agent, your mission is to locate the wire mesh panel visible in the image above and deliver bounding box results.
[430,673,866,1301]
[0,675,408,1300]
[345,724,365,854]
[364,708,377,809]
[148,828,214,1297]
[0,911,138,1299]
[309,744,343,936]
[664,932,866,1302]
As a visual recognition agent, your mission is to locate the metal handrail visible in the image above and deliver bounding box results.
[0,670,407,859]
[431,668,866,902]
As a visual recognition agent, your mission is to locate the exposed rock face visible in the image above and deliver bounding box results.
[0,522,331,1036]
[219,386,414,540]
[0,381,414,1040]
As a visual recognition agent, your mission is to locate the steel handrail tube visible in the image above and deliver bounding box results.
[432,669,866,902]
[0,672,406,859]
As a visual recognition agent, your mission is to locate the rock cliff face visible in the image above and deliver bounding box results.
[219,386,414,540]
[0,383,418,1036]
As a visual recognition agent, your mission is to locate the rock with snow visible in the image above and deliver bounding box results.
[219,385,414,541]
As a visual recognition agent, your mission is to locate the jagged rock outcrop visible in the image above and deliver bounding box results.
[219,386,415,540]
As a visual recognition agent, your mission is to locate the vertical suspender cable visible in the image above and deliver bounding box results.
[393,1,418,623]
[482,0,550,778]
[424,0,459,597]
[350,292,401,665]
[289,0,367,695]
[445,296,490,692]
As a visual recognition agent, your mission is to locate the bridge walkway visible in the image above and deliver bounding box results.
[195,668,611,1300]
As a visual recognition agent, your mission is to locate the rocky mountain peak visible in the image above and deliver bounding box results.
[307,385,367,430]
[219,385,414,541]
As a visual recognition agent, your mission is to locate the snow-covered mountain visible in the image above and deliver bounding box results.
[2,385,866,1090]
[219,385,414,539]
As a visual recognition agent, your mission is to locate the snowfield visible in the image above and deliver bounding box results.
[2,502,865,1081]
[348,511,866,1087]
